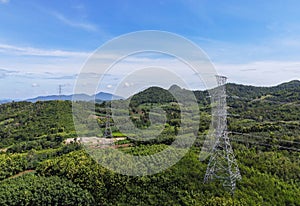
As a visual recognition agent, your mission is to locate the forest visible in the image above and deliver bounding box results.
[0,80,299,205]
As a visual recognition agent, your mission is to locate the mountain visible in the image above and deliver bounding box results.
[129,84,203,106]
[127,80,300,107]
[2,80,298,105]
[94,92,123,101]
[226,80,300,102]
[0,80,300,205]
[0,99,13,104]
[26,92,123,103]
[129,86,176,107]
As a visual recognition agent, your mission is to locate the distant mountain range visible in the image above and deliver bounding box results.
[26,92,123,103]
[0,99,13,104]
[0,92,123,104]
[1,80,299,104]
[129,80,300,105]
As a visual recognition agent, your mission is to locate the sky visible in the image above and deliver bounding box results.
[0,0,300,99]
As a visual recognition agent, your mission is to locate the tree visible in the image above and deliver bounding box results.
[0,173,95,205]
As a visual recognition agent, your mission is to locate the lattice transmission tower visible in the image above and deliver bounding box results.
[103,107,112,138]
[58,85,63,100]
[203,75,241,194]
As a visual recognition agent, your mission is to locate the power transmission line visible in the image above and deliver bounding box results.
[197,134,300,152]
[229,136,300,152]
[227,95,299,105]
[230,131,300,146]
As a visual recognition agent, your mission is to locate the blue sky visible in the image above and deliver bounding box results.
[0,0,300,99]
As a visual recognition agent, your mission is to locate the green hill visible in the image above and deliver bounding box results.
[0,101,75,148]
[0,80,299,205]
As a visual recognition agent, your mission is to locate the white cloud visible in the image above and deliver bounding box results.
[31,83,39,87]
[0,43,90,57]
[0,0,9,4]
[1,40,299,99]
[0,68,18,79]
[215,61,300,86]
[51,11,98,32]
[124,82,134,87]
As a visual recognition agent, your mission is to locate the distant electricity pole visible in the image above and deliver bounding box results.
[203,75,241,194]
[58,84,66,100]
[104,106,112,138]
[58,85,63,99]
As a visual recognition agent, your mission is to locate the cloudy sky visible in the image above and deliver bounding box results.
[0,0,299,99]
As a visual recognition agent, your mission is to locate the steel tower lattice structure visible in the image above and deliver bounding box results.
[103,107,112,138]
[203,75,241,194]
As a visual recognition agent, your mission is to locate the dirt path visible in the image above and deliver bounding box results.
[8,170,35,179]
[112,143,133,149]
[0,148,7,152]
[90,143,133,149]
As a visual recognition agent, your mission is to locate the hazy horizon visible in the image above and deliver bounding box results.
[3,78,299,102]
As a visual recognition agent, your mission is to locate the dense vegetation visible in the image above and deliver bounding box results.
[0,80,299,205]
[34,147,300,205]
[0,101,76,148]
[0,173,94,205]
